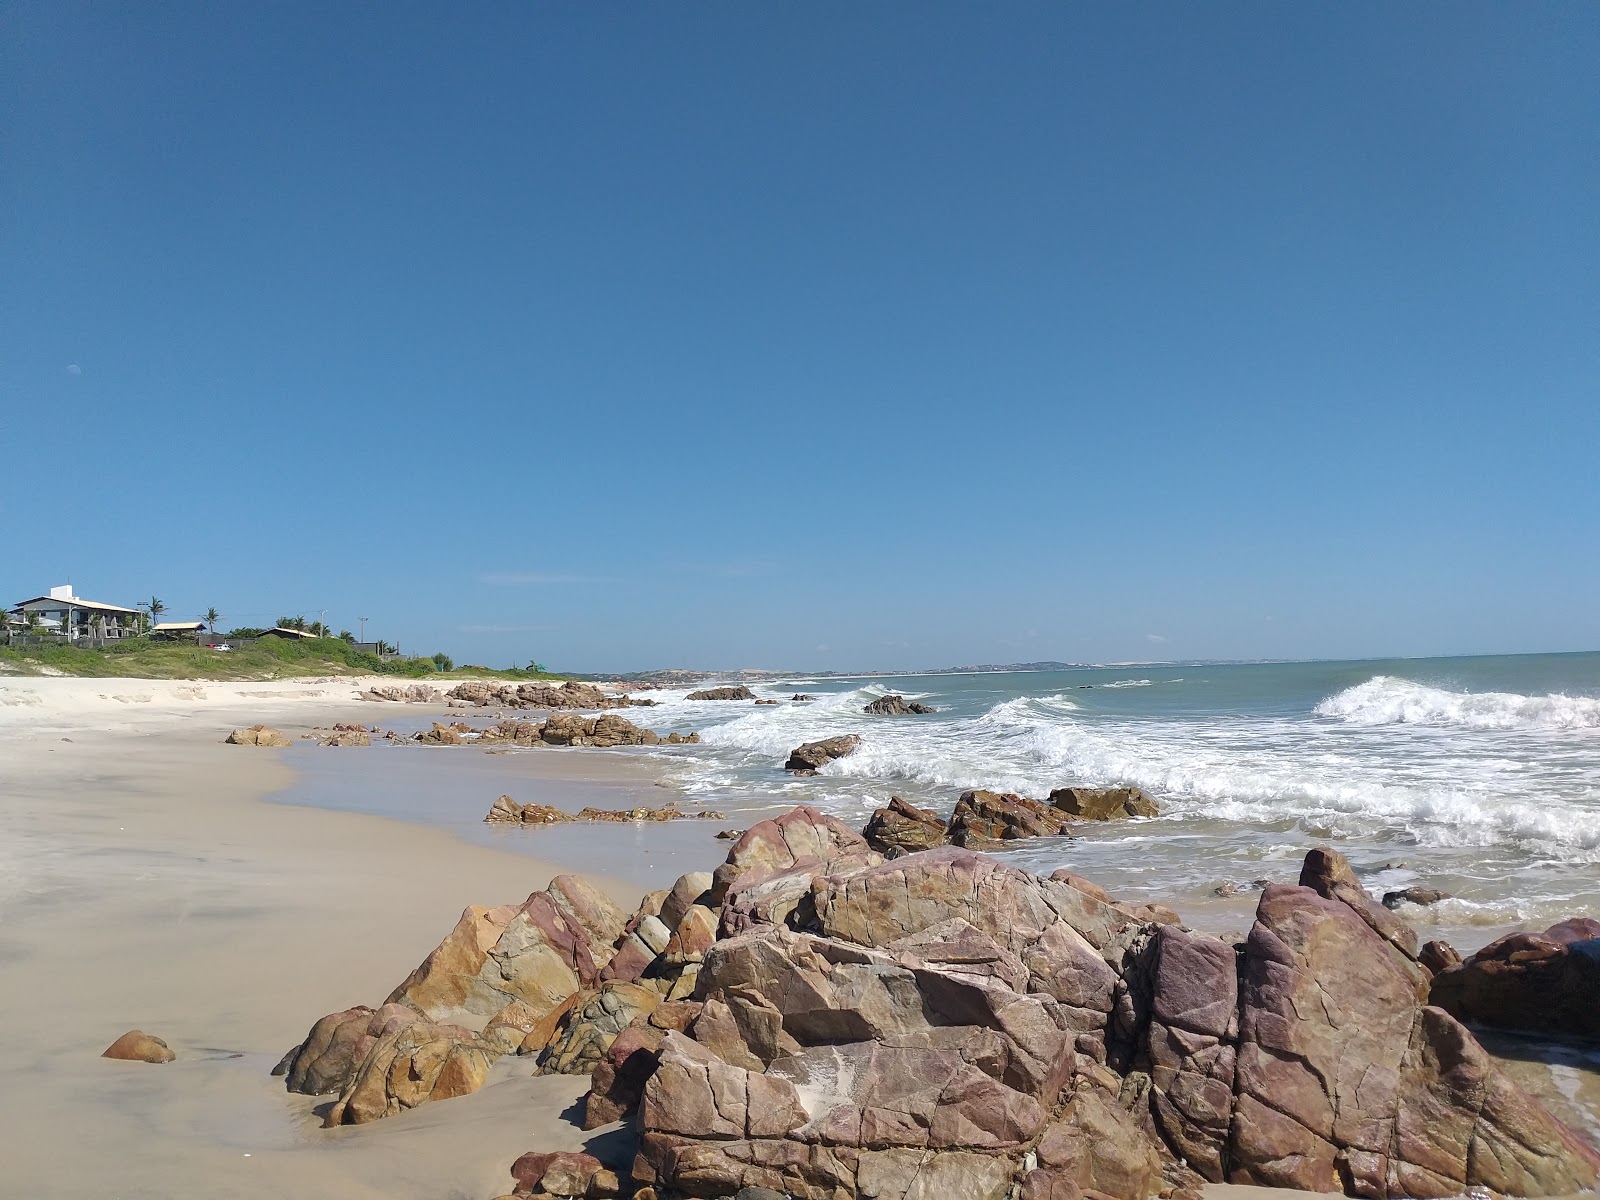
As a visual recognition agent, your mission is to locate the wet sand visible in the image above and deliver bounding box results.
[0,690,685,1199]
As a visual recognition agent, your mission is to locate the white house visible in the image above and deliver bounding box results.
[8,585,143,644]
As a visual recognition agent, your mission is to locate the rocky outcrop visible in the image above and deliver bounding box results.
[686,686,757,701]
[1430,917,1600,1041]
[862,796,948,856]
[863,693,936,715]
[274,821,1599,1199]
[484,797,726,825]
[224,725,291,747]
[1048,784,1159,820]
[359,683,442,703]
[319,728,371,747]
[502,1150,621,1199]
[446,681,648,710]
[1383,886,1451,908]
[948,789,1073,847]
[782,734,862,774]
[417,714,696,749]
[102,1030,174,1063]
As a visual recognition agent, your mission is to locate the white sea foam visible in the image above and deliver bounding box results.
[1100,678,1154,688]
[1316,676,1600,732]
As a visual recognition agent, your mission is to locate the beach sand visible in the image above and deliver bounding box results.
[1,676,1594,1199]
[0,680,689,1199]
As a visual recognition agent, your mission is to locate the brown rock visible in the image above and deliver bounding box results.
[101,1030,175,1064]
[709,805,879,904]
[782,734,862,774]
[948,789,1072,844]
[538,981,663,1076]
[1430,917,1600,1040]
[1383,886,1452,909]
[686,686,756,701]
[862,795,949,856]
[863,693,935,715]
[510,1150,607,1196]
[1048,784,1159,820]
[322,1010,493,1125]
[224,725,291,747]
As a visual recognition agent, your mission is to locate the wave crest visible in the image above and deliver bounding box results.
[1316,676,1600,732]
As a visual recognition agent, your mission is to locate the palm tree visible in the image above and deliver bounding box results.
[148,597,166,628]
[204,607,220,635]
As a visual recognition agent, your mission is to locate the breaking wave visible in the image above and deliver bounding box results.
[1316,677,1600,732]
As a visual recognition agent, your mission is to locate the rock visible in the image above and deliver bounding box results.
[275,1004,401,1094]
[1430,917,1600,1041]
[224,725,291,747]
[484,798,723,825]
[485,794,530,822]
[1298,845,1426,988]
[782,734,862,774]
[319,728,371,747]
[686,686,757,701]
[1383,886,1452,909]
[1228,874,1600,1195]
[359,683,442,702]
[538,981,662,1076]
[1048,784,1159,820]
[659,871,715,930]
[791,693,817,702]
[1022,1084,1171,1200]
[101,1030,175,1063]
[948,789,1072,845]
[414,721,467,744]
[862,795,948,856]
[754,699,779,705]
[1419,939,1461,974]
[447,680,642,710]
[510,1150,613,1197]
[863,693,935,715]
[709,805,879,906]
[322,1009,493,1126]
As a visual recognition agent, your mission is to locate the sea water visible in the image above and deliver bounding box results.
[618,652,1600,951]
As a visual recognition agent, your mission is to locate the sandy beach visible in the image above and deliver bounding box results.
[0,678,707,1199]
[3,676,1596,1199]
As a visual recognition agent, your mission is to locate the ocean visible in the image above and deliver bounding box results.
[620,652,1600,949]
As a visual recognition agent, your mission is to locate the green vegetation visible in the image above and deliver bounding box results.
[0,636,569,682]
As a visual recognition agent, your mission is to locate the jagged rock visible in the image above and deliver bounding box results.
[538,981,662,1076]
[1383,886,1452,909]
[782,734,862,775]
[1297,846,1427,996]
[359,683,442,703]
[224,725,291,747]
[318,727,371,746]
[447,681,642,710]
[101,1030,175,1063]
[582,1000,704,1129]
[320,1008,492,1125]
[485,798,722,825]
[948,789,1072,846]
[1228,878,1600,1195]
[1419,939,1462,974]
[509,1150,618,1197]
[274,1004,397,1094]
[1021,1083,1173,1200]
[791,693,817,702]
[709,806,879,905]
[1048,784,1159,820]
[863,693,935,715]
[862,795,948,856]
[1430,917,1600,1041]
[415,721,469,744]
[687,686,757,701]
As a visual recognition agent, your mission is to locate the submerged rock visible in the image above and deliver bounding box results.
[102,1030,175,1063]
[782,734,861,774]
[1048,784,1159,820]
[224,725,291,747]
[948,788,1073,847]
[863,693,936,715]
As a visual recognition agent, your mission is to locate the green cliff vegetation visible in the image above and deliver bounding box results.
[0,636,567,682]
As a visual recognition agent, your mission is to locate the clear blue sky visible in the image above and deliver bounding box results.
[4,4,1596,671]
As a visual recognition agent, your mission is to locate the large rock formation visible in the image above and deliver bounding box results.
[862,796,948,856]
[1430,917,1600,1041]
[272,819,1599,1199]
[446,681,648,710]
[359,683,442,703]
[1048,784,1159,820]
[687,686,757,701]
[783,734,862,775]
[948,789,1073,847]
[863,694,936,715]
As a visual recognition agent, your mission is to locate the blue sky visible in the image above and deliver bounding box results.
[4,4,1597,671]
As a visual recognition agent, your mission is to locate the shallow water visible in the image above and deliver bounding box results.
[270,652,1600,955]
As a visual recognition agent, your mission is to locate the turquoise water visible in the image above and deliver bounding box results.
[615,652,1600,947]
